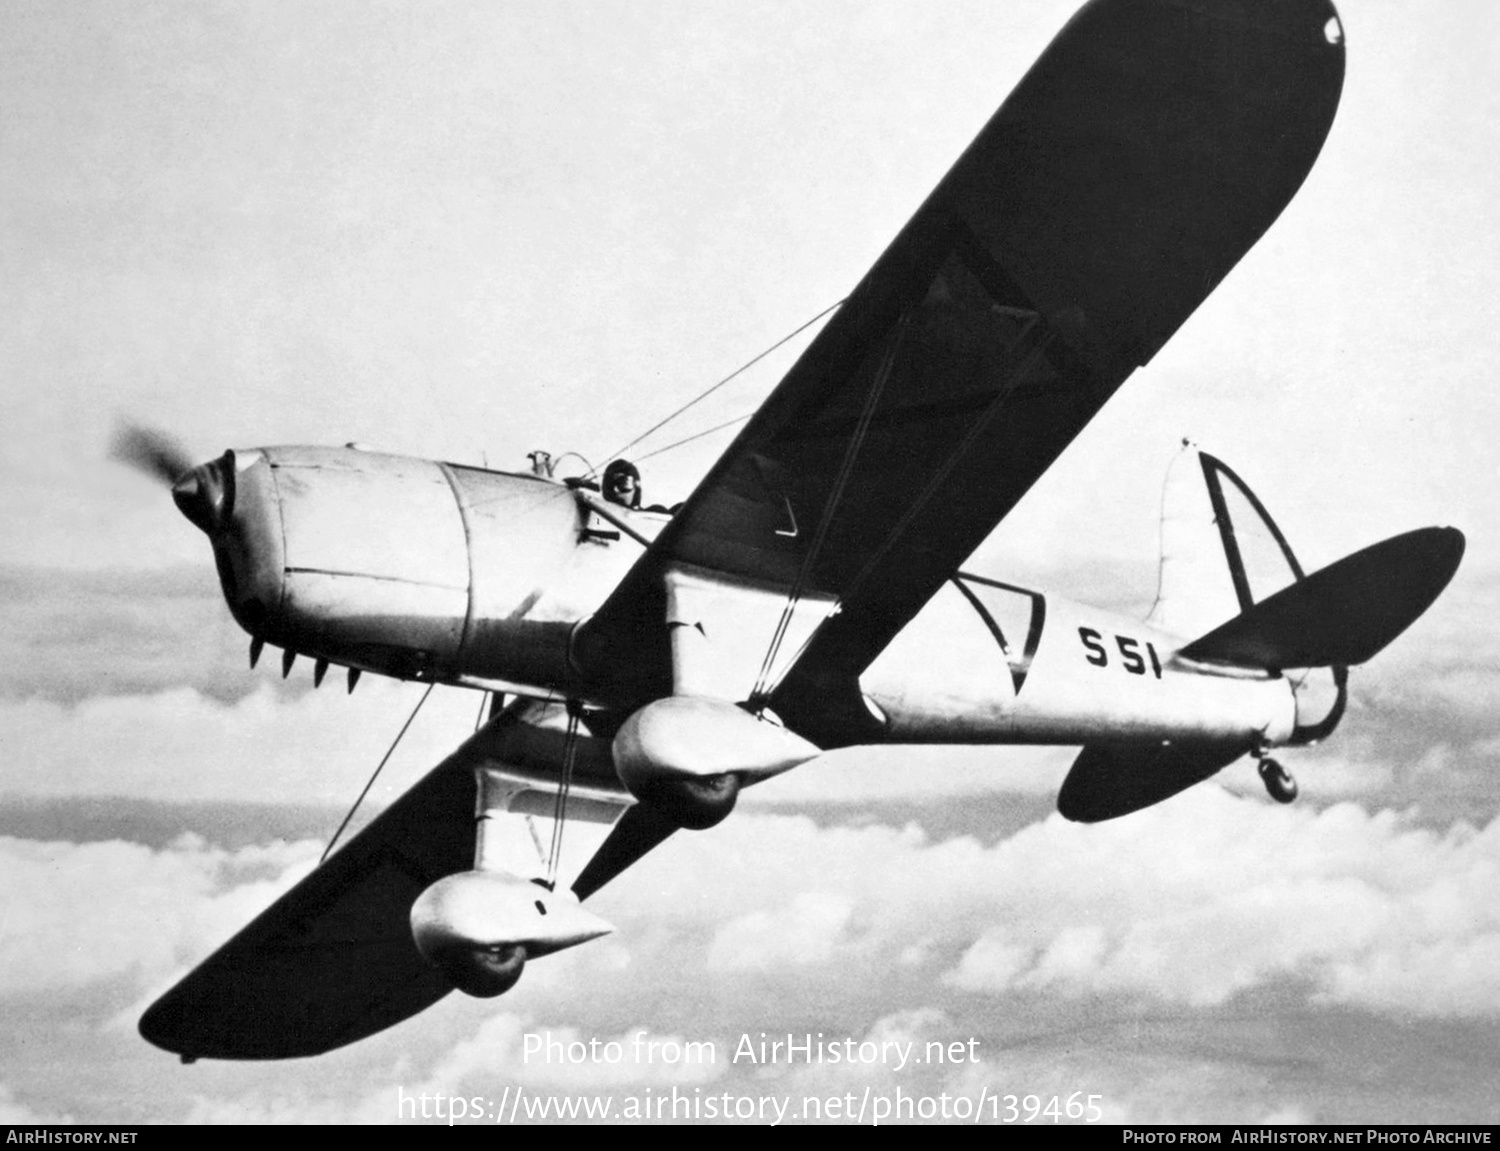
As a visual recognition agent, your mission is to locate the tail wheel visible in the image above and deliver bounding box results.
[1257,758,1298,804]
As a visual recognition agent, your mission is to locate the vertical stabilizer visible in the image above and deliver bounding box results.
[1146,441,1241,640]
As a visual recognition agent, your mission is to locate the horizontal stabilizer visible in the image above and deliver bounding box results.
[1177,527,1464,670]
[1058,741,1244,823]
[139,758,475,1061]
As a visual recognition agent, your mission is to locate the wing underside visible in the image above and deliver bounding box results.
[140,706,632,1061]
[576,0,1346,740]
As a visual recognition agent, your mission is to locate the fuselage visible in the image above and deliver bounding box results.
[189,444,1323,753]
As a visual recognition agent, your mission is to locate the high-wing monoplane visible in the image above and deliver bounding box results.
[122,0,1464,1060]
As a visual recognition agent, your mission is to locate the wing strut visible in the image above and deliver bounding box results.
[750,314,910,710]
[765,315,1052,708]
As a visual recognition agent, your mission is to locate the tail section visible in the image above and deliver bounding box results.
[1149,444,1357,743]
[1061,447,1463,824]
[1148,443,1306,638]
[1159,445,1463,675]
[1156,443,1463,744]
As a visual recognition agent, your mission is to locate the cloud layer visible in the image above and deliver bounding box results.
[3,781,1498,1123]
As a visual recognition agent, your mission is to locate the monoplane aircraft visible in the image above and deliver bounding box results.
[121,0,1463,1060]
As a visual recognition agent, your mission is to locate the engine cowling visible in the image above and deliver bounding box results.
[172,445,590,689]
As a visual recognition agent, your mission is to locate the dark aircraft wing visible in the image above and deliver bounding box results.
[575,0,1346,746]
[139,757,474,1060]
[140,702,636,1061]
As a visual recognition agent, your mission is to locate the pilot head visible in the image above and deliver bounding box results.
[602,459,642,509]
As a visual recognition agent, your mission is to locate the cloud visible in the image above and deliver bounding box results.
[8,771,1499,1035]
[0,679,485,807]
[706,892,855,972]
[1265,726,1500,829]
[0,564,244,704]
[3,778,1499,1122]
[936,797,1500,1016]
[0,834,316,996]
[590,789,1500,1021]
[0,1084,74,1125]
[1346,569,1500,724]
[1220,750,1394,800]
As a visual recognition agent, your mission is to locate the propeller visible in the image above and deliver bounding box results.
[111,422,234,535]
[110,423,195,486]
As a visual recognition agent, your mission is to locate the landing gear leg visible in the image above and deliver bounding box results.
[1257,757,1298,804]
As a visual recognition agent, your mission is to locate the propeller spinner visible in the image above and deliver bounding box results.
[111,423,237,536]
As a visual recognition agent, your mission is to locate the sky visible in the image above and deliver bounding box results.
[2,0,1499,1127]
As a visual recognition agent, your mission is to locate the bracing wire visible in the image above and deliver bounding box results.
[748,314,910,709]
[587,298,845,477]
[635,411,754,462]
[544,701,583,888]
[321,682,436,863]
[835,325,1053,611]
[746,320,1044,705]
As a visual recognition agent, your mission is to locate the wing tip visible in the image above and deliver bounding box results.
[138,989,212,1063]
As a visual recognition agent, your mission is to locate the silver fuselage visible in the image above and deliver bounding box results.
[207,445,1322,751]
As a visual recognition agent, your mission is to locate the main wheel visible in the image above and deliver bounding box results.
[1257,758,1298,804]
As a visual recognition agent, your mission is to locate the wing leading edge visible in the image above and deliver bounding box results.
[576,0,1346,742]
